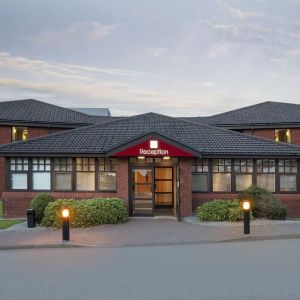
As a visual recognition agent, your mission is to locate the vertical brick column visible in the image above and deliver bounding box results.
[179,158,192,217]
[116,157,129,206]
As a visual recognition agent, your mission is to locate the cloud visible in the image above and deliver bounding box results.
[31,21,117,48]
[145,47,167,57]
[222,3,263,19]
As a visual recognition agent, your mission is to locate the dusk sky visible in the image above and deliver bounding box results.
[0,0,300,116]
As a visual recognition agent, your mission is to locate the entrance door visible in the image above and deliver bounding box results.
[132,168,154,216]
[154,167,173,208]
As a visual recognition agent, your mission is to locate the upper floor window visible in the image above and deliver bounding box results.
[192,159,209,192]
[12,126,28,142]
[275,129,291,143]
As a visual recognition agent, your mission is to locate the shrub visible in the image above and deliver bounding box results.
[30,193,55,223]
[239,186,287,220]
[196,199,243,222]
[41,198,128,228]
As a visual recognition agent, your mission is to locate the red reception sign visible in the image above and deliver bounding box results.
[113,139,194,157]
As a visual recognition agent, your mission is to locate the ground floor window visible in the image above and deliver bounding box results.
[212,159,231,192]
[10,157,28,189]
[76,158,95,191]
[32,157,51,190]
[98,158,117,191]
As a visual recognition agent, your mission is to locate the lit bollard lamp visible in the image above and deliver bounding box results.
[62,208,70,241]
[242,200,251,235]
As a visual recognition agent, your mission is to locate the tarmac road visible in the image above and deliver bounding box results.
[1,239,300,300]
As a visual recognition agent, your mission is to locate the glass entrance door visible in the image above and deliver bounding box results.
[155,167,173,207]
[132,168,153,216]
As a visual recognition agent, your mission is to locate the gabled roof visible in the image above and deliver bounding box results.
[0,99,117,127]
[184,101,300,128]
[70,107,111,116]
[1,112,300,157]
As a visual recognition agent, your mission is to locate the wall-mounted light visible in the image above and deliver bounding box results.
[138,156,145,160]
[163,156,171,160]
[150,140,158,149]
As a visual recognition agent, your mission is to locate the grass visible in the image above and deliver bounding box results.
[0,219,23,229]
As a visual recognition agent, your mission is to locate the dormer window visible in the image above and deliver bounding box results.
[275,129,291,143]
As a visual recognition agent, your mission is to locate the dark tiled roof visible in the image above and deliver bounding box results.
[1,112,300,157]
[184,101,300,127]
[0,99,118,126]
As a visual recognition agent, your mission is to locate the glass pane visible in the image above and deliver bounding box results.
[76,172,95,191]
[192,174,208,192]
[236,174,252,192]
[155,181,172,193]
[257,174,275,192]
[99,172,116,191]
[54,173,72,191]
[11,173,27,189]
[133,199,152,215]
[155,168,172,180]
[134,185,152,198]
[33,172,51,190]
[155,194,172,206]
[280,175,297,192]
[133,169,152,184]
[256,159,262,173]
[213,173,231,192]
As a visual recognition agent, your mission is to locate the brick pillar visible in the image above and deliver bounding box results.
[116,157,129,207]
[179,158,192,217]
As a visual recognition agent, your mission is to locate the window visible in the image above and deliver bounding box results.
[10,157,28,189]
[76,158,95,191]
[32,158,51,190]
[212,159,231,192]
[192,159,209,192]
[54,158,73,191]
[256,159,275,192]
[234,159,253,191]
[275,129,291,143]
[12,126,28,142]
[98,158,117,191]
[279,159,297,192]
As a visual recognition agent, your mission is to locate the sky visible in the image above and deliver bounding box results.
[0,0,300,116]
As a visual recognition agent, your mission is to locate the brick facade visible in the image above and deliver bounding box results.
[243,128,300,145]
[179,158,192,217]
[192,193,300,217]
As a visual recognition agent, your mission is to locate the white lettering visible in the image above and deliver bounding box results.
[139,149,169,156]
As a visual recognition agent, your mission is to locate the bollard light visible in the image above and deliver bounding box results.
[242,200,251,235]
[62,208,70,241]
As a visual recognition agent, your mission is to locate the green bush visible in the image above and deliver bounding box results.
[42,198,128,228]
[30,193,55,223]
[239,186,287,220]
[196,199,243,222]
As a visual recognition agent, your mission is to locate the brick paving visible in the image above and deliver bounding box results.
[0,218,300,249]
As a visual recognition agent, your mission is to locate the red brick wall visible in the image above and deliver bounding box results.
[193,193,300,217]
[28,127,50,139]
[0,126,12,145]
[179,158,192,217]
[243,129,275,140]
[291,128,300,145]
[2,191,118,218]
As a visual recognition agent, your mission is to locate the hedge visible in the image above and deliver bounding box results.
[196,199,243,222]
[42,198,128,228]
[30,193,56,223]
[239,186,287,220]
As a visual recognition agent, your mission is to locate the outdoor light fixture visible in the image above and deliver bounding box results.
[242,200,251,235]
[62,208,70,241]
[163,156,171,160]
[138,156,145,160]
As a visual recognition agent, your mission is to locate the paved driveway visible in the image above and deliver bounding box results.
[1,218,300,249]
